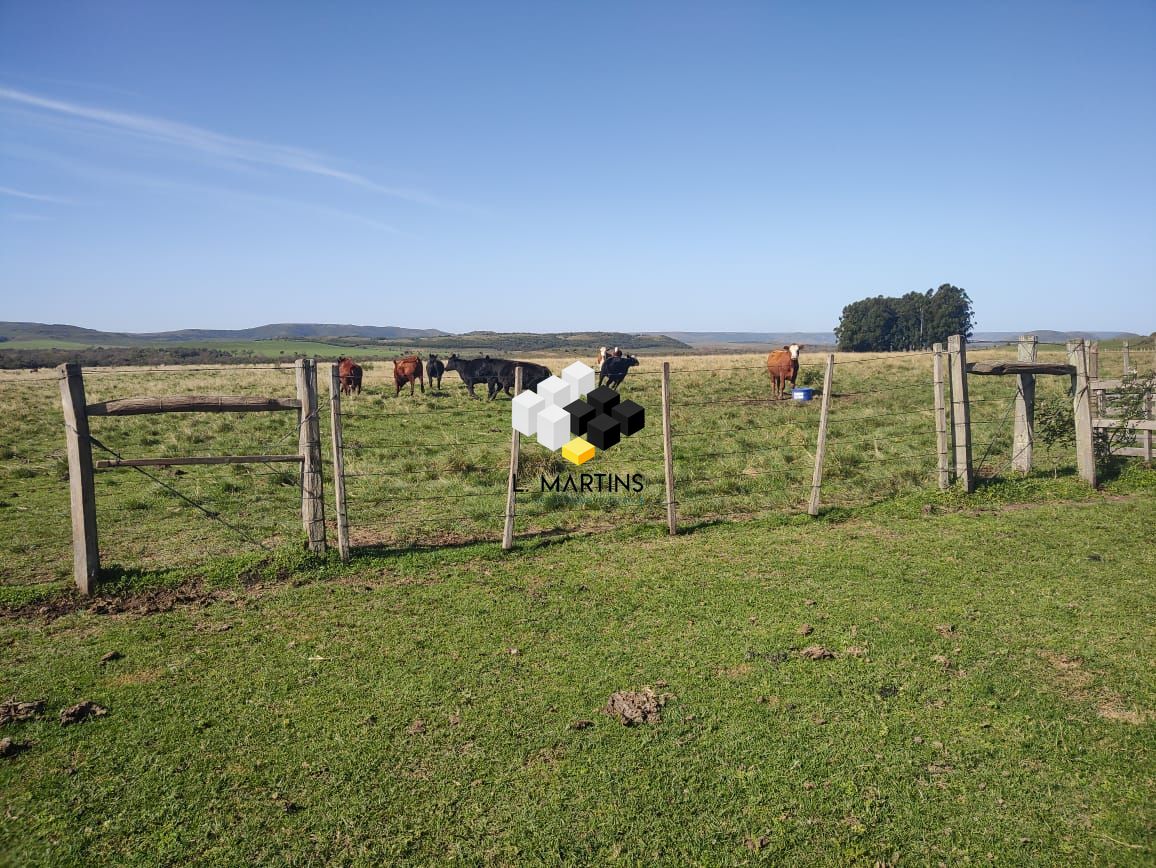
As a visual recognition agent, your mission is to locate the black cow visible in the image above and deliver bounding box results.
[491,360,551,397]
[599,354,639,389]
[445,354,551,400]
[427,354,446,390]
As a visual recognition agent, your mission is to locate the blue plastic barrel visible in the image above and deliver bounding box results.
[791,388,814,401]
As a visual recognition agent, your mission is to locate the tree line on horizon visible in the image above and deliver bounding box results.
[835,284,975,352]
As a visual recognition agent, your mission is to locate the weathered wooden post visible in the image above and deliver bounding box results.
[947,335,973,492]
[661,361,677,535]
[932,343,951,489]
[296,358,326,553]
[502,366,523,550]
[1066,341,1097,486]
[328,364,350,562]
[1088,341,1103,415]
[808,353,835,515]
[1122,341,1131,375]
[1012,335,1037,473]
[58,363,100,594]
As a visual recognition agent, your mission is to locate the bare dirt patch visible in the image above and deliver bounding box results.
[604,687,669,726]
[1,581,240,623]
[1037,650,1151,725]
[717,663,753,679]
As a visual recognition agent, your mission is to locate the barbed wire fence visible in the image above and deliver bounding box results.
[3,337,1150,595]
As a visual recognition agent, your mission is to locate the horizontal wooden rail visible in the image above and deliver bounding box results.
[96,454,304,469]
[1090,379,1124,390]
[1113,447,1153,458]
[1092,418,1156,431]
[87,396,302,416]
[967,362,1075,376]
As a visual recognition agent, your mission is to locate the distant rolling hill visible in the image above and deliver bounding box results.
[660,331,837,348]
[0,322,1146,357]
[0,322,447,346]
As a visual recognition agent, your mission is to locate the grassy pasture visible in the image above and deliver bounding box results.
[1,492,1154,864]
[0,350,1153,864]
[1,347,1145,602]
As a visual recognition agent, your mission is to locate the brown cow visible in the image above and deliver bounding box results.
[766,344,802,399]
[393,355,424,397]
[337,357,363,396]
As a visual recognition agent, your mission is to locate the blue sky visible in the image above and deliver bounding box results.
[1,1,1153,334]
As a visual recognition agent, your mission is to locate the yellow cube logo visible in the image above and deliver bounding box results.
[561,437,595,466]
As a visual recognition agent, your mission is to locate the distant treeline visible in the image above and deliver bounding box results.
[835,284,975,352]
[0,347,284,369]
[0,332,692,369]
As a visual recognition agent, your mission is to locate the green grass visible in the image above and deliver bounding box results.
[1,353,1154,863]
[1,494,1153,864]
[1,350,1153,600]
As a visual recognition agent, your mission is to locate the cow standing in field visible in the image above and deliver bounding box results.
[337,357,363,396]
[766,344,802,399]
[491,360,551,397]
[599,354,638,389]
[393,355,424,397]
[445,354,551,399]
[427,354,445,390]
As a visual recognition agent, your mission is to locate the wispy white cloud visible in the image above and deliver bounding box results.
[1,149,403,234]
[0,86,457,209]
[0,185,71,204]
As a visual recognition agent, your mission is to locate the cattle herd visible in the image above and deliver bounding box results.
[338,344,803,400]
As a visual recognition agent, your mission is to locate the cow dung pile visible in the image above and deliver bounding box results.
[59,700,108,726]
[604,687,669,726]
[0,699,44,726]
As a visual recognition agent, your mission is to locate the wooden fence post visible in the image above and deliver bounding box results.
[947,335,974,492]
[661,361,678,535]
[296,358,327,553]
[58,363,100,594]
[502,366,523,550]
[808,354,835,515]
[1088,341,1104,415]
[1012,335,1037,473]
[1121,341,1131,375]
[932,343,950,489]
[1066,341,1097,486]
[328,364,350,562]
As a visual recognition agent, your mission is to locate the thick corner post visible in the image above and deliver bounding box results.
[1012,335,1037,474]
[947,335,973,492]
[1066,341,1097,486]
[296,358,326,553]
[58,363,100,594]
